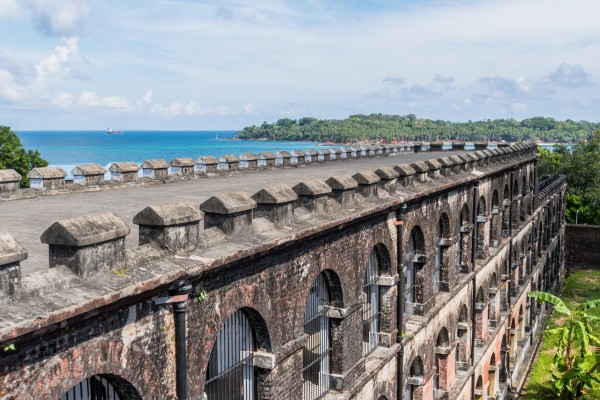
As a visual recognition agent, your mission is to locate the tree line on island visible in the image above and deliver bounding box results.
[236,114,600,143]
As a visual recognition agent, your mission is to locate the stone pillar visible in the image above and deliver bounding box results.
[239,153,259,169]
[352,171,380,199]
[325,175,358,207]
[72,164,106,186]
[196,156,219,173]
[40,212,130,278]
[425,159,442,180]
[133,201,203,253]
[410,161,430,183]
[318,148,331,161]
[292,180,332,215]
[109,162,140,182]
[0,169,21,194]
[394,164,416,188]
[452,142,466,151]
[258,152,276,167]
[275,151,292,166]
[329,148,341,160]
[305,149,320,162]
[0,232,26,299]
[141,159,169,179]
[429,141,443,152]
[252,186,298,226]
[437,157,454,177]
[170,157,195,176]
[291,150,306,164]
[27,167,67,190]
[218,155,240,170]
[375,167,399,193]
[200,192,256,236]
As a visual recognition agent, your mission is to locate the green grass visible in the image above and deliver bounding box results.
[521,269,600,400]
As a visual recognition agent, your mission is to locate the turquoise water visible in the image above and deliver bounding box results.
[17,130,324,177]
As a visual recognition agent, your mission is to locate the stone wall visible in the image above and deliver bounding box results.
[0,143,567,400]
[565,224,600,269]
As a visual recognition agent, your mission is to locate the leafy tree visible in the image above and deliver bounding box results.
[528,291,600,399]
[0,126,48,187]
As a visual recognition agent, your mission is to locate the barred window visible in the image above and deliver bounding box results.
[303,273,331,400]
[434,221,442,293]
[405,233,416,314]
[60,376,120,400]
[205,310,255,400]
[362,249,380,355]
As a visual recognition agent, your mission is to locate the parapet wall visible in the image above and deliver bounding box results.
[0,141,505,199]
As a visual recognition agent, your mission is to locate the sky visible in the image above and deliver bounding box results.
[0,0,599,130]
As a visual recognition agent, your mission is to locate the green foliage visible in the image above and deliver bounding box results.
[537,131,600,225]
[236,114,600,143]
[113,266,127,276]
[528,290,600,399]
[0,126,48,187]
[3,342,15,352]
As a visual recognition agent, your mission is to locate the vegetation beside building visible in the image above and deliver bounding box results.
[0,125,47,187]
[237,114,600,143]
[522,270,600,399]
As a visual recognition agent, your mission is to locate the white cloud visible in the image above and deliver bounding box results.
[0,69,26,100]
[77,91,133,111]
[35,37,78,85]
[0,0,21,19]
[32,0,89,36]
[547,64,594,88]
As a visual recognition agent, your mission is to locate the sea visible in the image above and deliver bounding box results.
[17,130,321,179]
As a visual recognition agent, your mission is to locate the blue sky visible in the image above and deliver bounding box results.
[1,0,599,130]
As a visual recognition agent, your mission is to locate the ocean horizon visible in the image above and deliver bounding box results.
[17,130,323,178]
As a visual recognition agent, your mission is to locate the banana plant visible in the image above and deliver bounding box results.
[528,291,600,399]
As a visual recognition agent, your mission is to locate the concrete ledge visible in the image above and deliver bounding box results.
[200,192,257,214]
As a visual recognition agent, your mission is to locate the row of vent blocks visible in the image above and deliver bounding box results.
[0,142,512,191]
[0,143,538,298]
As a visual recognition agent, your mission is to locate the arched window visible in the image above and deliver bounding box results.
[512,180,519,227]
[475,376,484,400]
[488,273,498,329]
[363,249,380,355]
[521,176,527,222]
[434,214,450,292]
[406,232,416,313]
[475,287,486,345]
[205,310,256,400]
[406,357,424,400]
[476,196,487,260]
[406,226,425,314]
[458,204,471,273]
[434,328,451,397]
[490,190,500,247]
[501,184,510,237]
[303,273,331,400]
[60,376,126,400]
[456,304,469,370]
[489,352,498,397]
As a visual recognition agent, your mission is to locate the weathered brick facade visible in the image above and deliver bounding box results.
[0,143,566,400]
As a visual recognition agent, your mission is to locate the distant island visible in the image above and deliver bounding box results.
[236,114,600,143]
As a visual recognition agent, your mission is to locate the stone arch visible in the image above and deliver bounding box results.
[512,179,520,227]
[59,374,142,400]
[14,338,159,400]
[405,356,425,400]
[488,274,498,327]
[502,184,510,237]
[475,287,487,344]
[475,375,484,400]
[372,242,393,276]
[319,268,345,309]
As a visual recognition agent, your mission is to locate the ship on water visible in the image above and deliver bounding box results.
[106,128,125,135]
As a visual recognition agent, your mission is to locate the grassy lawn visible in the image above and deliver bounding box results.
[521,269,600,400]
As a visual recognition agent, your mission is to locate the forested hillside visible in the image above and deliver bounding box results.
[236,114,600,143]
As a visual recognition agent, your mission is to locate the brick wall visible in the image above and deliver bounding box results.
[565,224,600,269]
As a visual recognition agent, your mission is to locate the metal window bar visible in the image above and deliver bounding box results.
[60,376,120,400]
[205,310,255,400]
[434,223,442,293]
[303,273,331,400]
[405,235,416,314]
[362,250,380,356]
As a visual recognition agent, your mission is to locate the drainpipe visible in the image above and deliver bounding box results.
[470,181,479,400]
[395,203,407,400]
[506,170,515,379]
[169,280,193,400]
